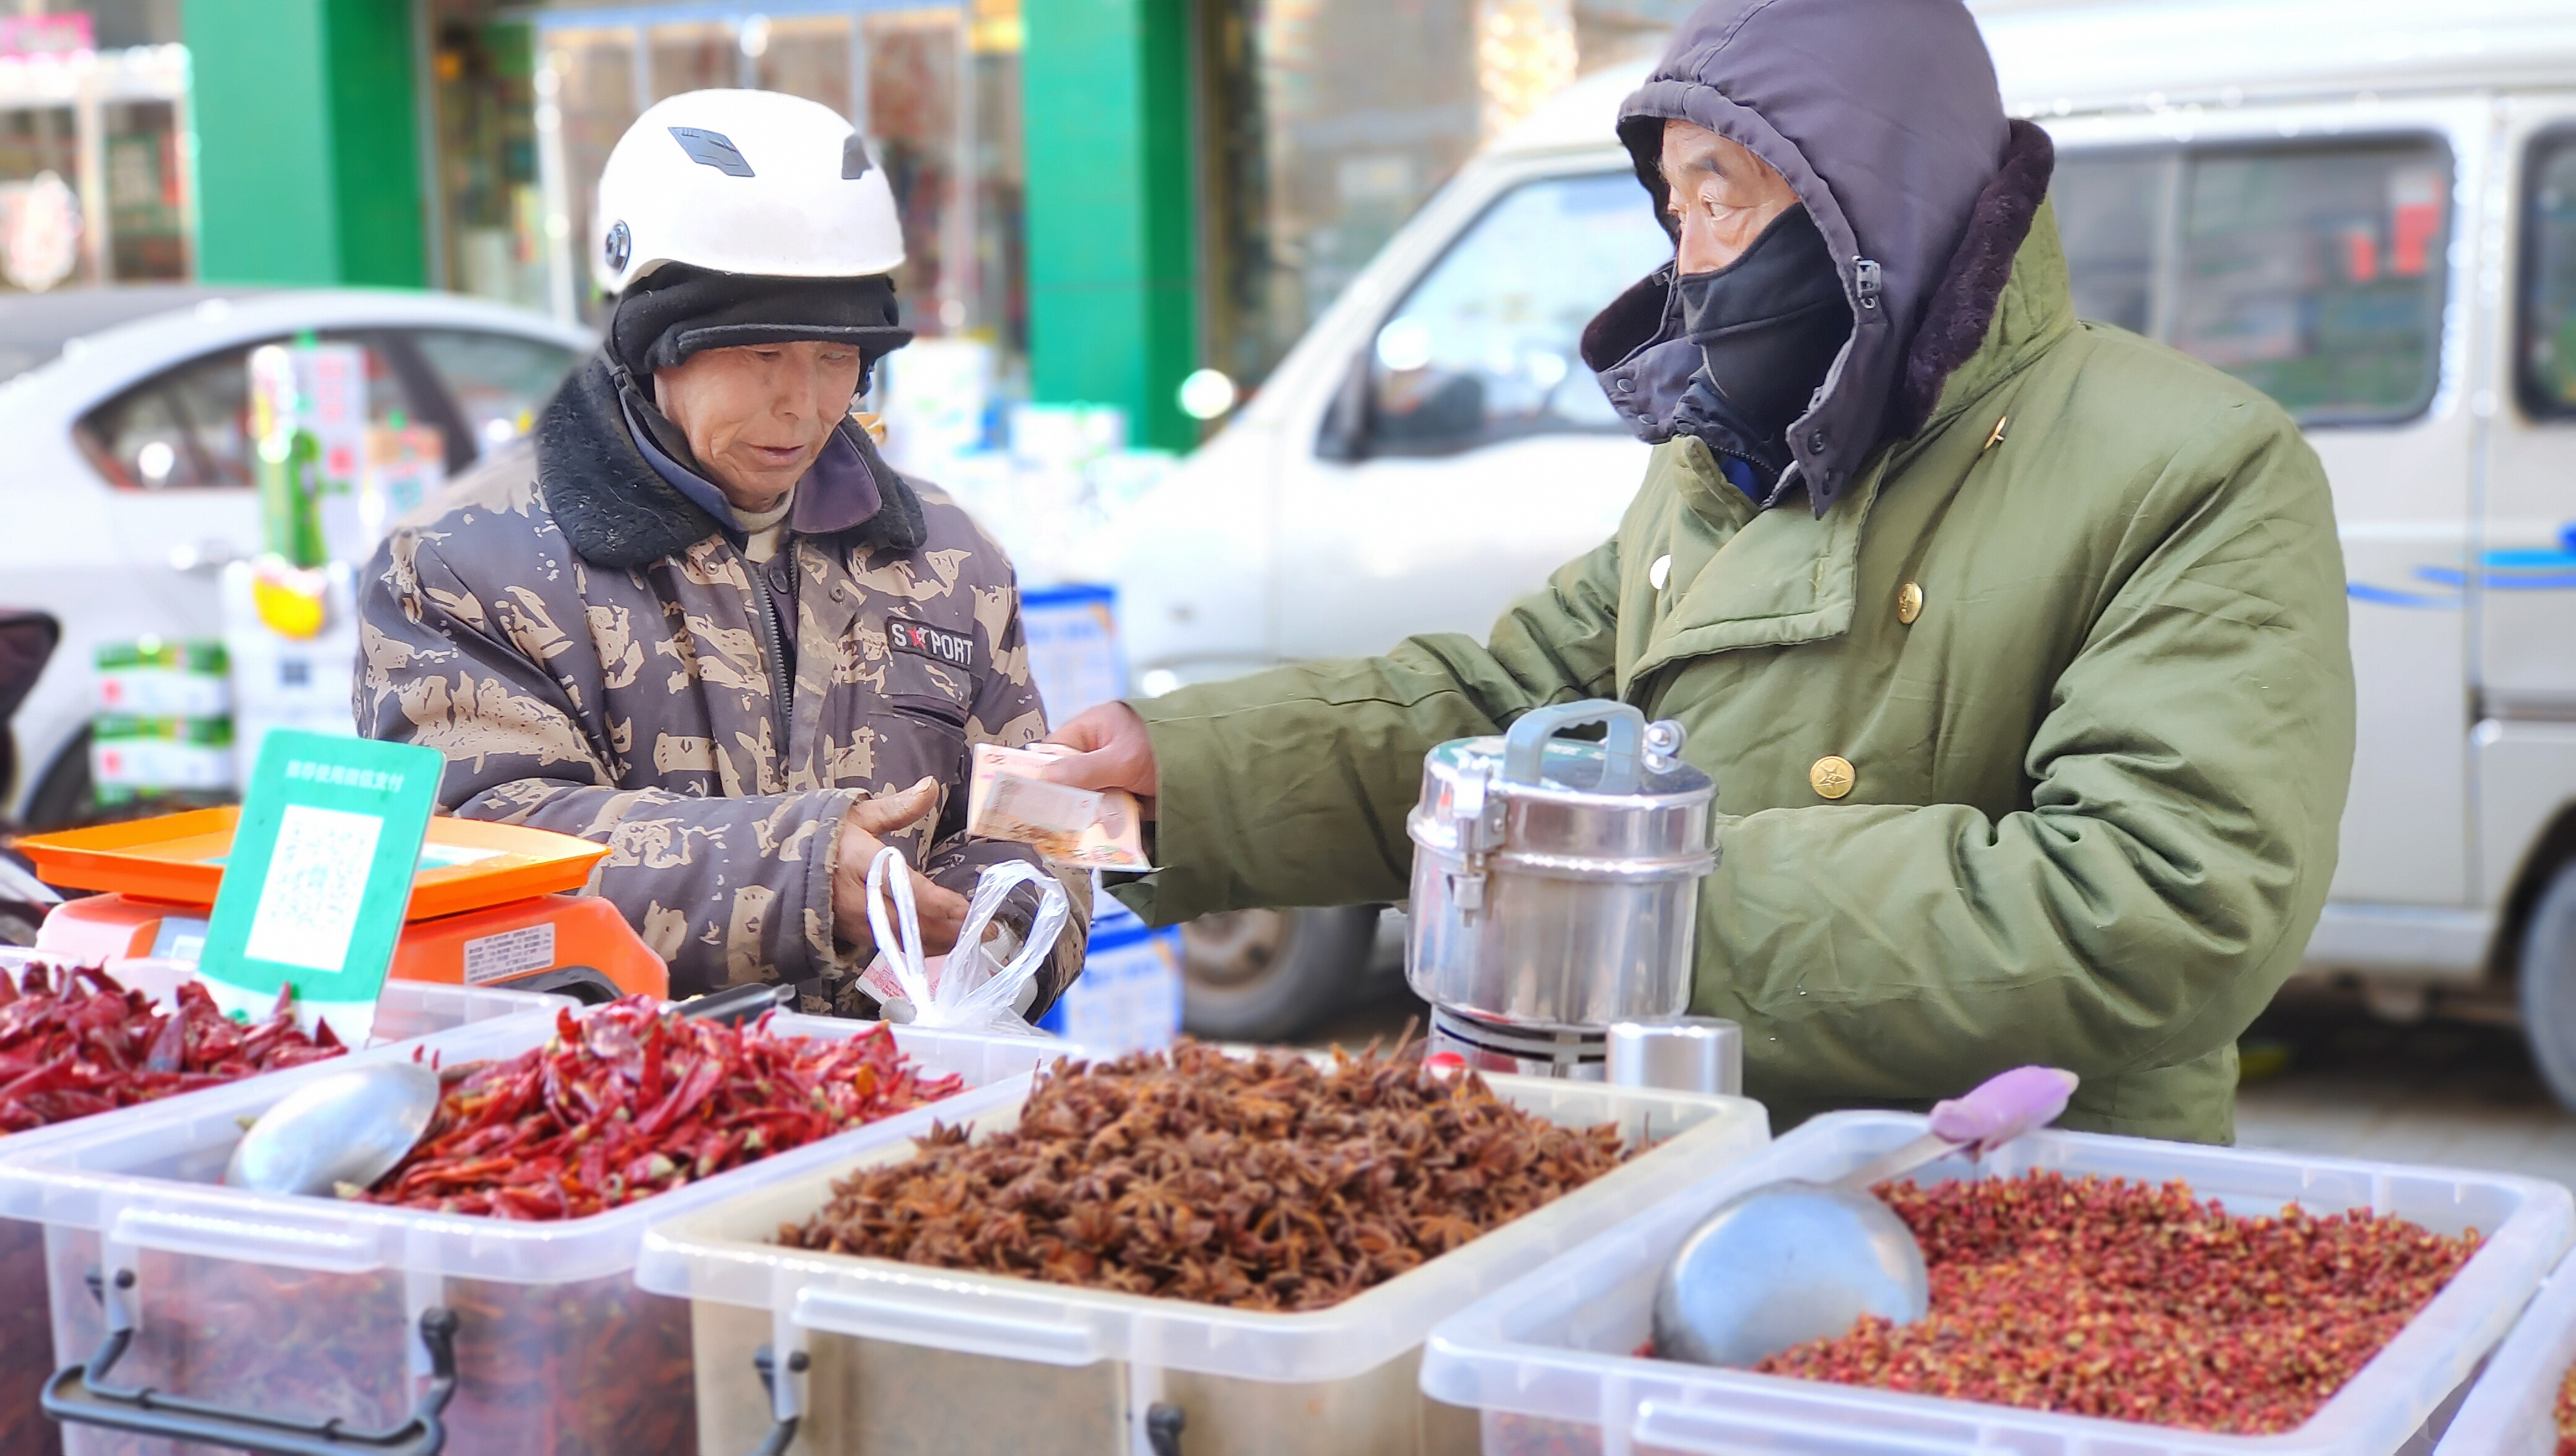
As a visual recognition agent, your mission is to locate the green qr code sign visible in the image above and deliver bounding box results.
[198,730,445,1020]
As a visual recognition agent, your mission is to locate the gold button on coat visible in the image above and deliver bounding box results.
[1809,755,1856,800]
[1896,581,1924,624]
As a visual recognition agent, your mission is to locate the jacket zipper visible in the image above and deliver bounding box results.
[740,546,793,751]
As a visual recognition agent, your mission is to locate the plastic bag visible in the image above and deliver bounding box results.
[858,847,1070,1036]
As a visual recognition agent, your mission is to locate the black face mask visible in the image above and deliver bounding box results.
[1674,205,1853,446]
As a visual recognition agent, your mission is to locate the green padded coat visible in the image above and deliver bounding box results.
[1118,201,2354,1144]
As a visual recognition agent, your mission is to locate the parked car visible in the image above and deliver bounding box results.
[1108,0,2576,1083]
[0,287,591,830]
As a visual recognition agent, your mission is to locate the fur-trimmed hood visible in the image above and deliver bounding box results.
[534,353,926,570]
[1583,0,2050,514]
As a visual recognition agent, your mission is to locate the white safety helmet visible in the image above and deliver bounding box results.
[591,89,904,296]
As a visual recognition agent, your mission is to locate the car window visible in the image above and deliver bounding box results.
[2520,128,2576,418]
[2053,135,2452,425]
[76,336,419,490]
[407,329,580,452]
[1362,171,1673,456]
[2051,150,2169,337]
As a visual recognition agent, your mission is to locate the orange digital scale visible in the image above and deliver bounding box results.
[16,807,668,1002]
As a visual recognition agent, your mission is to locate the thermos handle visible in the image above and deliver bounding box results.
[1502,699,1647,792]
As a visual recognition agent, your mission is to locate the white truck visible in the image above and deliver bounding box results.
[1105,0,2576,1106]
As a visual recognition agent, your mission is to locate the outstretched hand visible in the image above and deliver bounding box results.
[1041,703,1160,818]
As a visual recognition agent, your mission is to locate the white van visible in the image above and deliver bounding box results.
[1108,0,2576,1099]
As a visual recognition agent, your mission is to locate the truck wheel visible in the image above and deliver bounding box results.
[1178,906,1377,1042]
[2520,861,2576,1112]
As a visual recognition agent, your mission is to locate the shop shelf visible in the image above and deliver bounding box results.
[0,1005,1074,1456]
[632,1065,1769,1456]
[2434,1242,2576,1455]
[1417,1111,2575,1456]
[0,950,569,1456]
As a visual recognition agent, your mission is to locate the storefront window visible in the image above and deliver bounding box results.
[0,105,89,291]
[1198,0,1694,393]
[102,99,186,280]
[424,10,546,311]
[422,0,1023,371]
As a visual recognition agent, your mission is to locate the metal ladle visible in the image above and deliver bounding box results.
[224,981,796,1198]
[1650,1065,2079,1369]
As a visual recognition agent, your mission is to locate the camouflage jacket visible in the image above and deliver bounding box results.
[355,355,1087,1010]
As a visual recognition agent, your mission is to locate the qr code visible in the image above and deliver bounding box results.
[242,804,383,973]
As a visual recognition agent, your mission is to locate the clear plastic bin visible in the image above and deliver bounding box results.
[2434,1246,2576,1455]
[0,950,568,1456]
[1418,1111,2576,1456]
[633,1067,1769,1456]
[0,1008,1076,1456]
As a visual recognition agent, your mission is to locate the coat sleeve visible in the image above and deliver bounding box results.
[1118,536,1624,924]
[355,531,859,999]
[1700,418,2352,1118]
[914,576,1092,1014]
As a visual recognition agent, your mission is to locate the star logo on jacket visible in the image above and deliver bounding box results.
[886,616,978,672]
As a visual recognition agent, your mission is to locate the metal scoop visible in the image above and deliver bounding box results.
[1651,1065,2079,1369]
[224,1059,443,1198]
[223,981,796,1198]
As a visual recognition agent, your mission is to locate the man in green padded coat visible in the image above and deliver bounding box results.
[1045,0,2354,1143]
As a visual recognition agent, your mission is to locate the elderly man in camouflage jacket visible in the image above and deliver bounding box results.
[355,93,1084,1015]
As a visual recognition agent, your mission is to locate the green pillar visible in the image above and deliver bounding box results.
[184,0,425,288]
[1021,0,1199,451]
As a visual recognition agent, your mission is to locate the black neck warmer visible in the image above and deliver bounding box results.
[1676,205,1852,449]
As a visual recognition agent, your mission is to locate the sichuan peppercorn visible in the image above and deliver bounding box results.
[781,1038,1630,1312]
[2554,1359,2575,1456]
[1754,1171,2481,1434]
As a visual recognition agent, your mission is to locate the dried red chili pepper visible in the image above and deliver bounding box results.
[360,995,962,1220]
[0,959,345,1456]
[782,1038,1631,1312]
[1752,1171,2481,1434]
[0,958,342,1132]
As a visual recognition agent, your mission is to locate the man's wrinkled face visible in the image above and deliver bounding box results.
[1661,119,1803,274]
[654,340,865,513]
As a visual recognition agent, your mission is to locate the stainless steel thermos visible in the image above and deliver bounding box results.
[1406,700,1718,1036]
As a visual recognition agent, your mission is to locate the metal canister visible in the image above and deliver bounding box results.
[1405,700,1717,1030]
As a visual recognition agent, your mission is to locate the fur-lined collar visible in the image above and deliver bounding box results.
[1890,121,2056,439]
[534,355,926,570]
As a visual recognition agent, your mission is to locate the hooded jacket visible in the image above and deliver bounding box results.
[1587,0,2014,513]
[355,357,1090,1011]
[1108,0,2354,1142]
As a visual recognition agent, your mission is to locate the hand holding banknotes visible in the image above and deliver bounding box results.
[1039,703,1160,813]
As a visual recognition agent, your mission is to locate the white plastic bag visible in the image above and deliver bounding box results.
[858,846,1070,1035]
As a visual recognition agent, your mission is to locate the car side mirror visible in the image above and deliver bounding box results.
[1313,347,1373,464]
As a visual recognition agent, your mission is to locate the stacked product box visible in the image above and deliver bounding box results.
[89,641,232,804]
